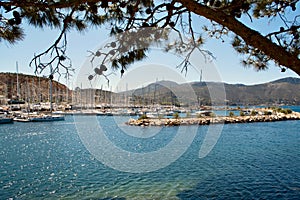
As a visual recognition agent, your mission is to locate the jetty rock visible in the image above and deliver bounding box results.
[126,111,300,127]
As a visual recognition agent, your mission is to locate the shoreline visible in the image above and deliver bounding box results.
[126,112,300,126]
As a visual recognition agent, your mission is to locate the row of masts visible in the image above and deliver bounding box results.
[1,63,204,109]
[72,70,203,109]
[0,63,70,107]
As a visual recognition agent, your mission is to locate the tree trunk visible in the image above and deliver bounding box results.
[178,0,300,76]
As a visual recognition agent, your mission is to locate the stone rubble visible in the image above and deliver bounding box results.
[126,112,300,127]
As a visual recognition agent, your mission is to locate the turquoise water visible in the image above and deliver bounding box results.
[1,108,300,199]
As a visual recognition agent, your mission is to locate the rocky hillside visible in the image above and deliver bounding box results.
[122,77,300,106]
[1,73,299,106]
[0,73,71,104]
[221,78,300,105]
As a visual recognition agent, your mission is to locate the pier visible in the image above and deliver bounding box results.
[126,112,300,126]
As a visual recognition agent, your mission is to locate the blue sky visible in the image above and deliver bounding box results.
[0,10,298,91]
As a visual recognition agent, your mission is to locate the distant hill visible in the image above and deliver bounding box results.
[0,72,116,107]
[1,73,299,106]
[0,72,71,104]
[270,77,300,84]
[122,77,300,106]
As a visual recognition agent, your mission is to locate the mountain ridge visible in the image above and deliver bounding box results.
[0,72,71,104]
[125,77,300,106]
[1,72,299,106]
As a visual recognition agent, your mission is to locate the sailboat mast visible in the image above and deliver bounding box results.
[198,69,203,108]
[200,69,203,83]
[49,66,53,113]
[65,76,69,103]
[16,62,20,99]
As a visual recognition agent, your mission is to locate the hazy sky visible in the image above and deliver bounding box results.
[0,9,298,91]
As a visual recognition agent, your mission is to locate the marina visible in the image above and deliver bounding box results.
[1,104,300,125]
[13,113,65,122]
[0,1,299,198]
[1,74,300,198]
[1,113,300,199]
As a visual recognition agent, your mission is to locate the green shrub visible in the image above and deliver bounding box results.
[272,107,291,114]
[185,112,191,118]
[250,110,257,116]
[138,114,148,120]
[173,112,180,119]
[280,108,292,114]
[286,109,292,114]
[280,109,288,114]
[229,111,235,117]
[264,110,272,115]
[240,111,245,116]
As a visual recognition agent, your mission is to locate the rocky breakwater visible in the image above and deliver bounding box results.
[126,112,300,127]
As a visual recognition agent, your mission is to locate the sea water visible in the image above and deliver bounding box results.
[0,107,299,199]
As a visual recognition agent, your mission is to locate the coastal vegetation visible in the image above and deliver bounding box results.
[276,107,293,114]
[173,112,180,119]
[138,114,149,120]
[240,111,245,116]
[250,110,257,116]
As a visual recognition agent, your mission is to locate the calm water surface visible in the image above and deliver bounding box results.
[0,107,300,199]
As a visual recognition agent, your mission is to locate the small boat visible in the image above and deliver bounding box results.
[37,67,65,122]
[0,116,14,124]
[0,111,14,124]
[14,115,64,122]
[19,66,65,122]
[146,112,158,118]
[193,110,214,117]
[13,117,31,122]
[30,114,65,122]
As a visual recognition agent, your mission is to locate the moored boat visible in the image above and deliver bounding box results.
[24,66,65,122]
[30,114,65,122]
[13,114,65,122]
[0,116,14,124]
[13,117,31,122]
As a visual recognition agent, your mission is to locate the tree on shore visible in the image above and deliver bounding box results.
[0,0,299,76]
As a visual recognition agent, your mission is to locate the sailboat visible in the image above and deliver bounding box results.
[30,113,64,122]
[0,111,14,124]
[30,67,65,122]
[14,66,65,122]
[0,116,13,124]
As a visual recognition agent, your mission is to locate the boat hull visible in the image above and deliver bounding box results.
[0,118,14,124]
[30,115,65,122]
[14,115,65,122]
[13,118,31,122]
